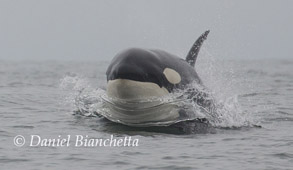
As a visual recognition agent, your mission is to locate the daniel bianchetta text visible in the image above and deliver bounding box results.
[14,135,139,147]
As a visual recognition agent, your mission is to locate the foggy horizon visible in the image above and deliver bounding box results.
[1,0,292,61]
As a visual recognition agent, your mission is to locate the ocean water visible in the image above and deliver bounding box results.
[0,59,292,170]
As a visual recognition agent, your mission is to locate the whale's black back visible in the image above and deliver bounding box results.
[106,48,201,92]
[106,30,209,92]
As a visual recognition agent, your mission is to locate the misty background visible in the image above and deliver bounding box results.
[0,0,292,61]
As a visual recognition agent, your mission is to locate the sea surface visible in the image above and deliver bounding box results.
[0,59,292,170]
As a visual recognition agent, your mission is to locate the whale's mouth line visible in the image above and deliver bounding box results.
[101,95,189,111]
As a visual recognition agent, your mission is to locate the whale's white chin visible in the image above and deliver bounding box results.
[107,79,169,100]
[104,79,182,126]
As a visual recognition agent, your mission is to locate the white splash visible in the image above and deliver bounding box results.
[59,74,106,117]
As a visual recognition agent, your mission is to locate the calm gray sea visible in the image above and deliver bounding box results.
[0,59,292,170]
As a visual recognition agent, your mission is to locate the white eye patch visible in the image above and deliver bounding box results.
[163,68,181,84]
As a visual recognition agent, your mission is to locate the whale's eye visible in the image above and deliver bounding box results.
[163,68,181,84]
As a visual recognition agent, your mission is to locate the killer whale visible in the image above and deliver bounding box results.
[107,30,209,97]
[104,30,211,126]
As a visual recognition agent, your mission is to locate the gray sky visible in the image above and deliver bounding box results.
[0,0,292,60]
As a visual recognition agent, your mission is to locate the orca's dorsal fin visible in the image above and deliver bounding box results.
[186,30,210,67]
